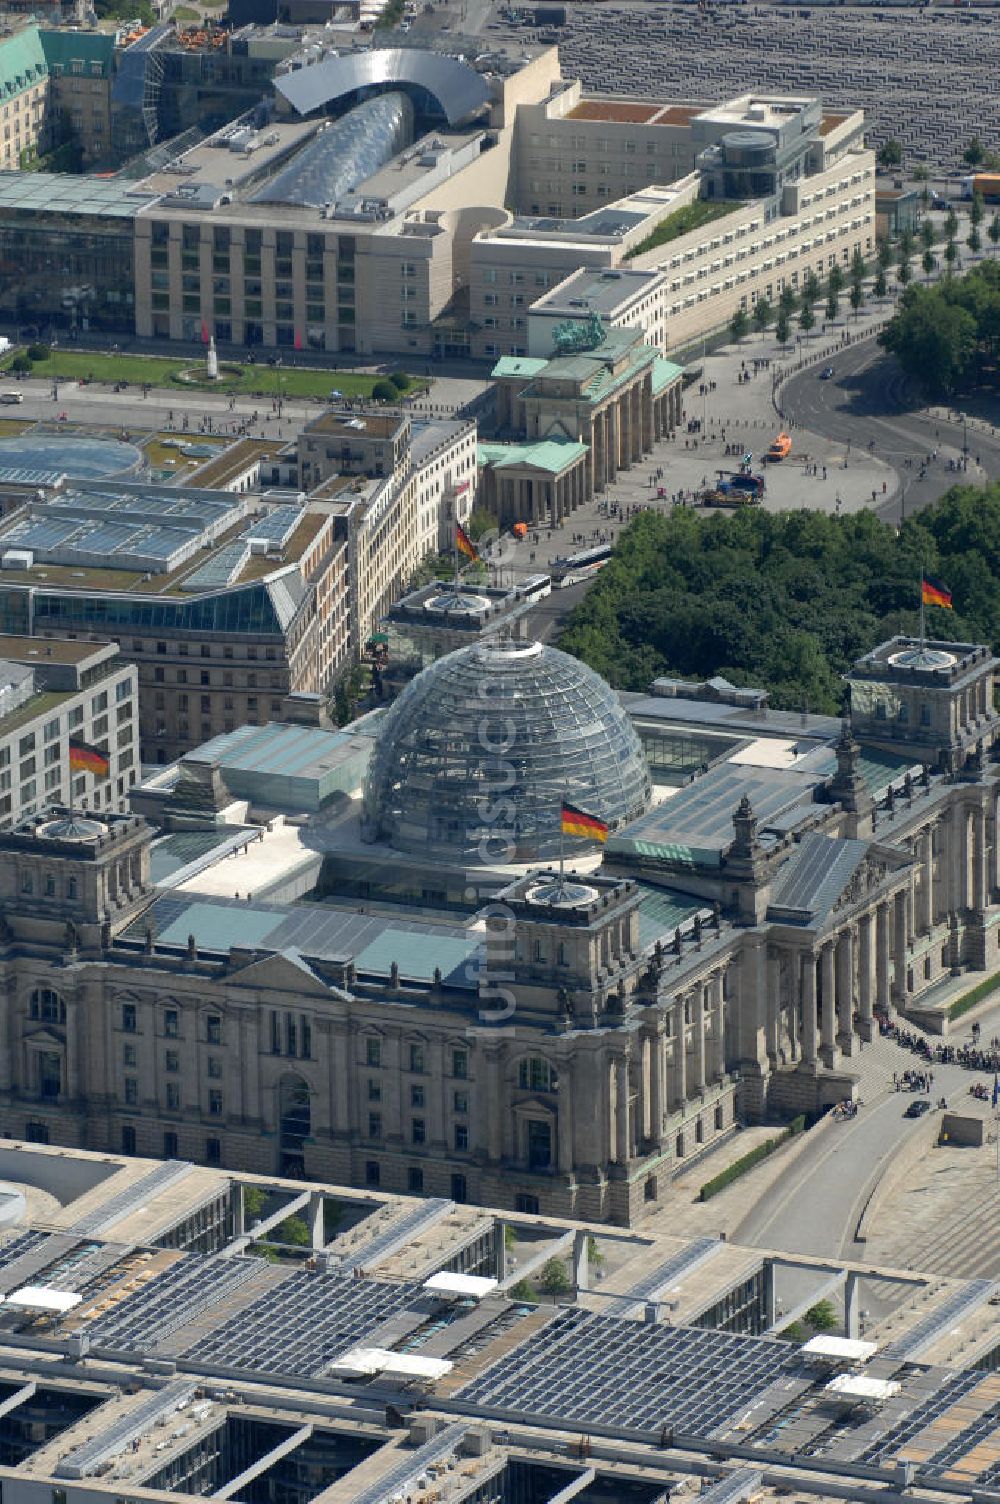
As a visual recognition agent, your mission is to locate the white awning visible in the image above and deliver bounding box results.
[826,1373,901,1401]
[327,1347,452,1381]
[801,1335,877,1363]
[7,1286,82,1313]
[423,1271,499,1300]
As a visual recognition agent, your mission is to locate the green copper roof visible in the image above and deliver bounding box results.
[478,438,588,475]
[491,356,548,379]
[0,27,47,99]
[40,29,115,77]
[652,357,684,395]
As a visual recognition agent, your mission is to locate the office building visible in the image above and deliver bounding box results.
[0,636,137,827]
[0,37,873,362]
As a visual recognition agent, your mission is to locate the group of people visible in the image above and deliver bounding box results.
[882,1016,1000,1078]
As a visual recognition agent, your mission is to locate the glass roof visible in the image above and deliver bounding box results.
[363,640,651,863]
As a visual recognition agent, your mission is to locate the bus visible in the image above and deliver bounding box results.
[514,573,552,603]
[551,543,613,586]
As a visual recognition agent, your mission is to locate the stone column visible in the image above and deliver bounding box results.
[952,805,967,912]
[330,1021,351,1137]
[973,805,987,913]
[558,1058,575,1173]
[836,929,855,1054]
[876,902,891,1013]
[64,997,79,1102]
[766,951,780,1064]
[615,1054,630,1164]
[672,996,687,1108]
[239,1007,261,1127]
[820,943,838,1065]
[649,1023,665,1145]
[857,912,874,1041]
[922,829,934,931]
[639,1032,651,1141]
[484,1045,503,1162]
[693,986,706,1092]
[801,951,817,1065]
[892,890,909,1004]
[712,974,726,1080]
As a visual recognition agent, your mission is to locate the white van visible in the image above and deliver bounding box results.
[0,391,23,405]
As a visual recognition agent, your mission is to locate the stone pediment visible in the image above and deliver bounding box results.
[24,1026,65,1048]
[767,832,911,930]
[226,948,336,997]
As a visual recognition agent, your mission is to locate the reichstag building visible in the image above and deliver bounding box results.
[0,630,996,1224]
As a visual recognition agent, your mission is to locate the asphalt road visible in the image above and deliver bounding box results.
[781,335,1000,524]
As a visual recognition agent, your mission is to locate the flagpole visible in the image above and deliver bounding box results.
[919,569,925,649]
[559,792,566,885]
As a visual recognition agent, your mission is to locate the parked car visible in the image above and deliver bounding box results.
[904,1098,931,1118]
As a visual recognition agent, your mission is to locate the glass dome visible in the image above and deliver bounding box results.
[363,639,651,862]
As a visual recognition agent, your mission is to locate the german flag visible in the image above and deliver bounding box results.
[456,522,480,563]
[69,739,109,778]
[922,575,953,610]
[561,800,609,843]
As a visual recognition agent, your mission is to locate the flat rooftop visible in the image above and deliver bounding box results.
[304,411,403,440]
[567,99,702,127]
[135,117,319,202]
[0,634,114,667]
[0,170,155,218]
[532,265,664,317]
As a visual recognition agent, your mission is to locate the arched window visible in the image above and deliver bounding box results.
[29,988,65,1025]
[518,1057,557,1092]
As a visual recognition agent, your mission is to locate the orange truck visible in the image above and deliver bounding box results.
[766,431,792,462]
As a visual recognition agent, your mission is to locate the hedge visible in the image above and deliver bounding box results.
[949,969,1000,1022]
[699,1114,807,1201]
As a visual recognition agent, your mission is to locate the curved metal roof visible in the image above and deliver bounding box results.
[274,48,491,127]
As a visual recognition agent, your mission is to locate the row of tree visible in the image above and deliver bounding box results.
[880,259,1000,396]
[558,484,1000,714]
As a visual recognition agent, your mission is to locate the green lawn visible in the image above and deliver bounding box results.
[0,349,424,401]
[625,198,741,260]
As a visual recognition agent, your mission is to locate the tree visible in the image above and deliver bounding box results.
[8,353,30,375]
[372,378,397,401]
[877,138,902,169]
[243,1186,267,1221]
[798,300,815,337]
[805,1300,838,1332]
[752,297,773,337]
[944,238,959,274]
[801,270,821,305]
[827,263,844,297]
[850,248,868,284]
[874,268,887,299]
[899,228,915,262]
[273,1215,310,1246]
[775,308,791,348]
[825,287,839,323]
[850,281,864,318]
[968,227,982,257]
[880,284,978,397]
[896,254,912,288]
[990,213,1000,257]
[778,284,797,316]
[945,207,959,241]
[389,369,410,391]
[921,219,936,253]
[970,191,985,229]
[507,1278,538,1304]
[964,136,986,167]
[538,1257,571,1296]
[586,1235,606,1272]
[729,307,749,343]
[877,239,893,273]
[922,248,936,280]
